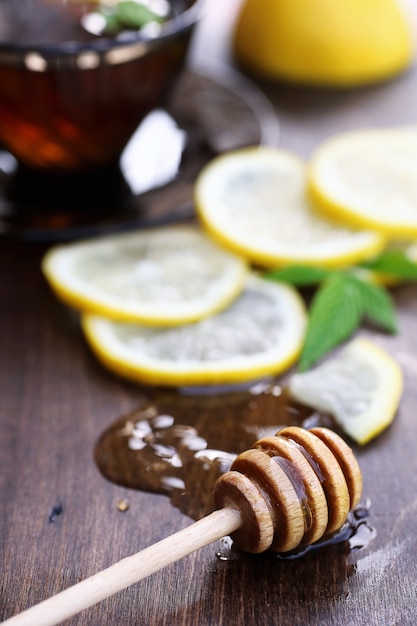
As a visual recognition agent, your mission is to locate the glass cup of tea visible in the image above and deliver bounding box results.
[0,0,202,174]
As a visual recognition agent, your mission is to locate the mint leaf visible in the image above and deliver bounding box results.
[299,273,362,371]
[360,249,417,280]
[352,277,398,333]
[298,272,398,370]
[264,259,399,371]
[265,265,331,286]
[101,1,162,34]
[101,12,120,33]
[115,1,162,28]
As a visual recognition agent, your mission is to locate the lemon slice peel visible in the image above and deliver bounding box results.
[309,127,417,238]
[42,225,249,326]
[195,146,385,270]
[81,274,307,387]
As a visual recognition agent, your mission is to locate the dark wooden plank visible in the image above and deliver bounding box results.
[1,3,417,625]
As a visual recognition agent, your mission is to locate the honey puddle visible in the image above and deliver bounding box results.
[94,380,375,557]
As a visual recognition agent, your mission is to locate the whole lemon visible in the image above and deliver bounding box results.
[233,0,413,87]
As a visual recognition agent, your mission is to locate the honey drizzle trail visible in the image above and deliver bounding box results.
[94,381,375,555]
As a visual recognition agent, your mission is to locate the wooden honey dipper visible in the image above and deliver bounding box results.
[3,426,362,626]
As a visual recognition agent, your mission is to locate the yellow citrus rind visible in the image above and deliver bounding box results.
[195,146,385,269]
[42,225,248,326]
[288,337,403,444]
[309,127,417,238]
[81,274,307,387]
[233,0,413,87]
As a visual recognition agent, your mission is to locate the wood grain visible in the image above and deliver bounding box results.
[2,2,417,624]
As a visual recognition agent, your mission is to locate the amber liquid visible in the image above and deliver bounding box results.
[95,382,375,558]
[0,0,192,173]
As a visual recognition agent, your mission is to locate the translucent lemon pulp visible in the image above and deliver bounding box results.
[81,274,307,386]
[288,337,403,444]
[309,127,417,238]
[195,146,385,269]
[42,225,248,325]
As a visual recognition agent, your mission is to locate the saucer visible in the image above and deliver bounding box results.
[0,64,280,241]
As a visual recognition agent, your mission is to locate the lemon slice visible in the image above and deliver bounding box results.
[309,127,417,238]
[41,225,248,325]
[195,147,385,269]
[288,337,403,444]
[81,274,307,386]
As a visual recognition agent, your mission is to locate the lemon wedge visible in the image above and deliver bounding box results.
[41,225,248,325]
[288,337,403,444]
[195,147,385,269]
[309,127,417,238]
[81,274,307,386]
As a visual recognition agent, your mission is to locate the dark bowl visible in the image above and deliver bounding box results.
[0,0,203,173]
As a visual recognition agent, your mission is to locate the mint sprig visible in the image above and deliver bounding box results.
[265,249,416,371]
[266,265,331,286]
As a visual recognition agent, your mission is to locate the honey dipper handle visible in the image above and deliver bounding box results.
[2,508,241,626]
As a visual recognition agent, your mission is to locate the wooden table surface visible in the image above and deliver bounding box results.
[2,2,417,624]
